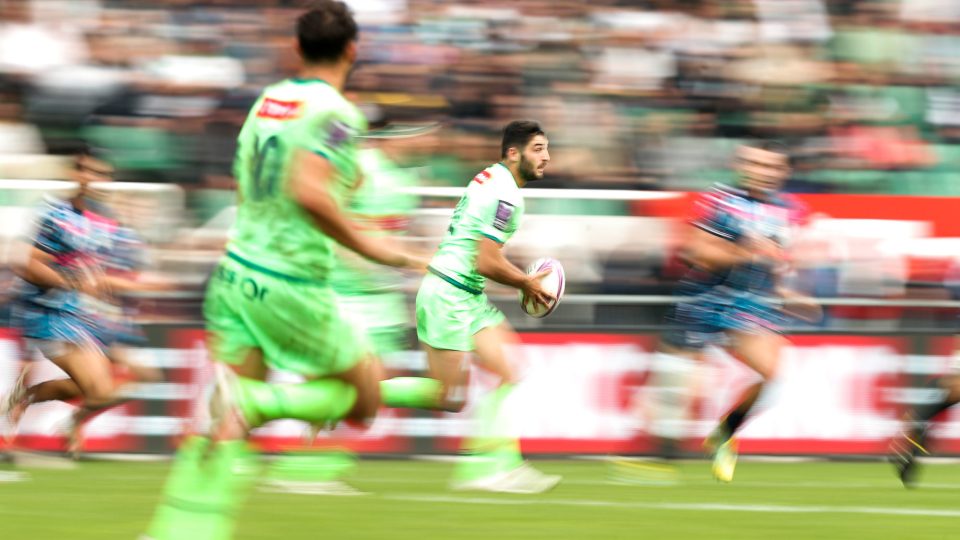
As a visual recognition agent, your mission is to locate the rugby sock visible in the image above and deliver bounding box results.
[234,378,357,427]
[380,377,443,409]
[145,437,259,540]
[455,384,523,482]
[719,382,764,438]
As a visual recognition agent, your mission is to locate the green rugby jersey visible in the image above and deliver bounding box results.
[428,163,524,293]
[228,78,367,280]
[329,147,418,294]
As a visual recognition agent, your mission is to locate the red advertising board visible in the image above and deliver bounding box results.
[2,330,957,456]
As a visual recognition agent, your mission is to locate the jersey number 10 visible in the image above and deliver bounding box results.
[252,135,282,200]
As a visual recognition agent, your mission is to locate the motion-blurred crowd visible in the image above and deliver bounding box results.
[1,0,959,328]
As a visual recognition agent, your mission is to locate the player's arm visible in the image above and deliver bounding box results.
[291,149,423,270]
[11,208,76,290]
[103,275,171,293]
[476,237,553,307]
[682,192,780,272]
[681,227,755,273]
[11,243,70,289]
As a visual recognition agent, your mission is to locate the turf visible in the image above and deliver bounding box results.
[1,458,958,539]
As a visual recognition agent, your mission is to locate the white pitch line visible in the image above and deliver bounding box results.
[0,471,28,482]
[384,494,960,518]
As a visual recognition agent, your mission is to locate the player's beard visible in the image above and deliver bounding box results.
[519,156,542,183]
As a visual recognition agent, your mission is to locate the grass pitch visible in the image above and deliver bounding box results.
[1,458,957,539]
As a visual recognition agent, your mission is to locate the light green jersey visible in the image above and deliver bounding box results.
[228,78,367,281]
[428,163,525,294]
[329,147,419,295]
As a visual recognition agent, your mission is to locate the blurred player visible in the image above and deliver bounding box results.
[333,114,429,367]
[656,141,819,483]
[378,120,561,493]
[1,147,162,454]
[266,112,430,495]
[143,3,424,538]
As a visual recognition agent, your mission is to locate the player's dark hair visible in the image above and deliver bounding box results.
[501,120,545,159]
[745,140,791,165]
[297,1,358,64]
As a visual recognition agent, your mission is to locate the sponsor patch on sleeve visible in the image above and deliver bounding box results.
[493,200,515,231]
[325,120,356,149]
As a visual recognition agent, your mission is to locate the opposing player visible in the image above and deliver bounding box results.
[2,147,162,453]
[143,3,423,538]
[656,141,818,483]
[378,120,561,493]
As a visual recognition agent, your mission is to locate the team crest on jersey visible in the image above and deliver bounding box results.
[493,200,515,231]
[256,98,303,120]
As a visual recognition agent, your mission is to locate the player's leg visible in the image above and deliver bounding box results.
[453,321,561,493]
[209,344,367,442]
[23,378,81,403]
[419,344,470,411]
[0,362,32,443]
[146,261,371,539]
[42,342,118,410]
[204,258,374,436]
[611,304,706,483]
[144,433,259,540]
[720,329,783,433]
[4,338,117,421]
[890,371,960,487]
[707,328,786,482]
[66,344,166,457]
[613,340,700,485]
[648,341,701,461]
[380,274,455,411]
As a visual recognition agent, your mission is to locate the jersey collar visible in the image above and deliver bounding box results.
[289,77,331,85]
[495,162,522,187]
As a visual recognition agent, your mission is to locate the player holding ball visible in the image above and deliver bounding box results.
[380,120,564,493]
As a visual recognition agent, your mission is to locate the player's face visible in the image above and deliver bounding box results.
[519,134,550,183]
[736,146,788,197]
[74,155,114,189]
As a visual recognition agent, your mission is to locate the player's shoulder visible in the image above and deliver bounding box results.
[467,164,518,199]
[36,195,73,220]
[256,79,356,120]
[771,192,812,225]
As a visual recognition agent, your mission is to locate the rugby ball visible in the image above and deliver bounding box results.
[519,257,565,318]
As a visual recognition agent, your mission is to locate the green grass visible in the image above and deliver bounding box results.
[1,458,959,539]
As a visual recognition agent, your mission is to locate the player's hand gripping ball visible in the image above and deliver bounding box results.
[519,257,565,318]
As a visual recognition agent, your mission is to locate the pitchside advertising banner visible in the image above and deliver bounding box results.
[2,328,959,456]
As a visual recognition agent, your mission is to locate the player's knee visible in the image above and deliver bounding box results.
[82,382,114,408]
[756,362,779,381]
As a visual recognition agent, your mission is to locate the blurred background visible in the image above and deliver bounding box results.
[2,0,960,458]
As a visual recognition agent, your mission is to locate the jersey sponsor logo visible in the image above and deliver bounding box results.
[493,200,515,231]
[472,170,491,185]
[256,98,303,120]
